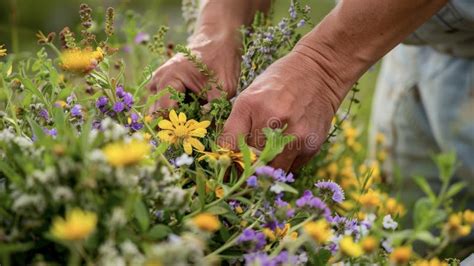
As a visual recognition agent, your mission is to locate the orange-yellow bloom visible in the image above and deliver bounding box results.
[157,110,210,155]
[191,213,221,232]
[50,208,97,241]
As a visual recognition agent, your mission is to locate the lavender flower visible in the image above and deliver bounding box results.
[66,94,76,105]
[116,86,126,98]
[247,175,258,187]
[296,190,331,219]
[128,113,143,131]
[297,19,306,28]
[43,128,57,137]
[315,180,345,203]
[123,92,134,108]
[71,104,83,118]
[254,166,294,183]
[96,96,109,112]
[238,228,266,252]
[134,32,150,44]
[113,102,125,113]
[289,3,297,19]
[38,108,49,121]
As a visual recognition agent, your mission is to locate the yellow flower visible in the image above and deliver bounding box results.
[463,209,474,224]
[103,139,150,167]
[327,162,338,178]
[215,186,224,199]
[389,246,412,265]
[55,100,68,108]
[198,147,256,168]
[384,198,406,217]
[303,220,332,244]
[50,208,97,241]
[358,189,381,209]
[144,115,153,123]
[157,110,210,155]
[375,132,386,144]
[263,223,292,241]
[191,213,220,232]
[445,212,471,237]
[339,236,363,257]
[60,47,104,73]
[413,258,448,266]
[361,236,378,253]
[0,44,7,57]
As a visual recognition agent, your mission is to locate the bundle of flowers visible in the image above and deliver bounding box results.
[0,1,472,265]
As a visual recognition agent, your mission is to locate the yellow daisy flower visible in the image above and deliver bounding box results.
[303,219,332,244]
[60,47,104,73]
[198,147,257,168]
[339,236,363,258]
[50,208,97,241]
[157,110,210,155]
[103,139,150,167]
[0,44,7,57]
[389,246,412,265]
[191,213,220,232]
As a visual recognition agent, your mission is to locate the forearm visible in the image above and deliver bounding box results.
[196,0,271,33]
[293,0,448,110]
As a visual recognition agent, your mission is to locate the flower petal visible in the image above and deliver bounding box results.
[169,110,179,127]
[189,128,207,138]
[187,137,205,151]
[188,120,211,130]
[183,139,193,155]
[158,119,174,130]
[178,112,187,124]
[157,130,175,142]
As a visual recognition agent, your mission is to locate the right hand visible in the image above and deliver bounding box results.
[148,28,242,112]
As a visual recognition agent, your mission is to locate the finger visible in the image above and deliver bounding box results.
[217,101,252,150]
[269,147,298,173]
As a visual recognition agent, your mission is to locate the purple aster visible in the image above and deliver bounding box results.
[315,180,345,203]
[134,32,150,44]
[38,108,49,121]
[113,102,125,113]
[255,166,294,183]
[116,86,126,98]
[274,195,289,208]
[128,113,143,131]
[256,166,275,176]
[247,175,258,187]
[296,190,331,220]
[237,228,266,252]
[71,104,82,118]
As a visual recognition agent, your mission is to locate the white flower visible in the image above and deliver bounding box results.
[52,186,74,202]
[175,153,194,167]
[382,237,393,252]
[270,183,284,194]
[109,207,127,228]
[382,214,398,230]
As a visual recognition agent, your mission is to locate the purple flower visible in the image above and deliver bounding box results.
[315,180,345,203]
[43,128,57,137]
[128,113,143,131]
[66,94,76,105]
[296,190,331,220]
[123,93,134,108]
[297,19,306,28]
[96,96,108,109]
[71,104,82,118]
[116,86,126,98]
[92,120,102,130]
[38,108,49,120]
[113,102,125,113]
[238,228,266,252]
[247,175,258,187]
[329,214,359,237]
[289,4,297,19]
[134,32,150,44]
[254,166,294,183]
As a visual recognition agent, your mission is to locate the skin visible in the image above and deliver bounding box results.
[149,0,448,172]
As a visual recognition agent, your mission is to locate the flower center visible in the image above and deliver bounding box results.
[174,126,188,137]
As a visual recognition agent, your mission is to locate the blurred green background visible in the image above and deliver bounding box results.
[0,0,378,144]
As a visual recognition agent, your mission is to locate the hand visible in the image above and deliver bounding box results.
[148,28,241,112]
[219,48,347,172]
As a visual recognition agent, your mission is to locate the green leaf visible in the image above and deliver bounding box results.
[433,152,457,183]
[412,175,436,202]
[274,182,298,194]
[259,128,295,164]
[147,224,172,240]
[413,198,433,228]
[238,136,253,177]
[134,199,150,232]
[207,204,230,215]
[0,161,22,186]
[196,169,206,210]
[414,231,440,245]
[445,182,466,199]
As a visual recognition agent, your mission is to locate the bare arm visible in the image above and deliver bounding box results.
[220,0,449,171]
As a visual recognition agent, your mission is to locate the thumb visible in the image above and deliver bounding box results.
[218,103,252,150]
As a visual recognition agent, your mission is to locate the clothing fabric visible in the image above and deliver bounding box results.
[370,1,474,206]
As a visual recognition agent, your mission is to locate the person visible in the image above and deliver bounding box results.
[148,0,473,200]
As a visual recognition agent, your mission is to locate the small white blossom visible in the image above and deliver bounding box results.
[270,183,284,194]
[175,153,194,167]
[382,214,398,230]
